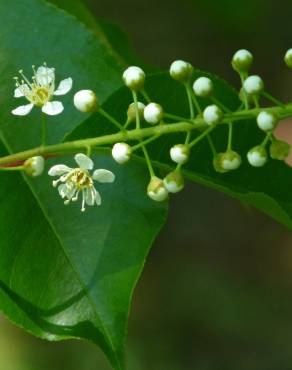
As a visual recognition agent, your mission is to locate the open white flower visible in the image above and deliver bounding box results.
[48,153,115,212]
[12,64,73,116]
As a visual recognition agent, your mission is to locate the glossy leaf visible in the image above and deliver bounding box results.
[68,71,292,229]
[0,1,167,369]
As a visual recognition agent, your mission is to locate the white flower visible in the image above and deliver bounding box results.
[24,156,45,177]
[112,143,132,164]
[170,144,190,164]
[231,49,253,72]
[48,153,115,212]
[193,77,213,98]
[203,104,223,125]
[122,66,145,90]
[147,176,168,202]
[74,90,98,113]
[144,103,164,125]
[243,75,264,95]
[247,146,267,167]
[256,111,277,131]
[12,64,73,116]
[169,60,193,82]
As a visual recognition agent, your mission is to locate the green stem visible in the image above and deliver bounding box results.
[141,145,155,177]
[1,104,292,166]
[123,118,131,129]
[0,165,24,171]
[185,83,195,119]
[99,108,124,131]
[132,134,160,151]
[239,73,249,110]
[41,112,47,147]
[212,97,232,113]
[141,89,151,103]
[189,126,216,148]
[262,91,285,108]
[227,122,233,151]
[186,83,202,114]
[207,135,217,156]
[132,91,141,129]
[261,133,272,147]
[164,112,193,123]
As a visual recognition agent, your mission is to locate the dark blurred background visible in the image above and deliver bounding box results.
[2,1,292,369]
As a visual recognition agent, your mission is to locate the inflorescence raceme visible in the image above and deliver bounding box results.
[2,49,292,211]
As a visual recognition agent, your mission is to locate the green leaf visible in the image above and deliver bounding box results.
[0,0,123,149]
[0,1,167,369]
[68,71,292,229]
[48,0,155,71]
[0,145,167,370]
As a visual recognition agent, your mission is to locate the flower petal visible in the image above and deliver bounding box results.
[42,101,64,116]
[48,164,72,176]
[12,103,34,116]
[58,184,68,198]
[95,190,101,206]
[36,66,55,85]
[14,84,30,98]
[84,187,97,206]
[92,169,115,183]
[74,153,93,170]
[54,77,73,96]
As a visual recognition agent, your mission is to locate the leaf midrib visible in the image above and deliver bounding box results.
[0,131,121,370]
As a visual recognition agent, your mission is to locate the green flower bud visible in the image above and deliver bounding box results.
[203,104,223,125]
[270,139,290,160]
[147,176,168,202]
[232,49,253,73]
[169,60,193,82]
[163,171,184,193]
[74,90,98,113]
[123,66,145,91]
[170,144,190,164]
[256,111,278,132]
[24,156,45,177]
[213,151,242,173]
[127,102,145,122]
[243,75,264,95]
[247,146,268,167]
[284,49,292,68]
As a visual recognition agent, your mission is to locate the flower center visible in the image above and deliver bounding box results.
[30,86,51,107]
[67,169,93,190]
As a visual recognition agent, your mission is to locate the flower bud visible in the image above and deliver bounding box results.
[239,87,254,105]
[169,60,193,82]
[127,102,145,122]
[144,103,164,125]
[203,104,223,125]
[213,151,241,173]
[284,49,292,68]
[24,156,45,177]
[74,90,98,113]
[147,176,168,202]
[193,77,213,98]
[231,49,253,73]
[122,66,145,91]
[163,171,184,193]
[247,146,268,167]
[243,75,264,95]
[256,111,277,132]
[270,139,290,160]
[170,144,190,164]
[112,143,132,164]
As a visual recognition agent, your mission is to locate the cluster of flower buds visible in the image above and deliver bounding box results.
[4,48,292,211]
